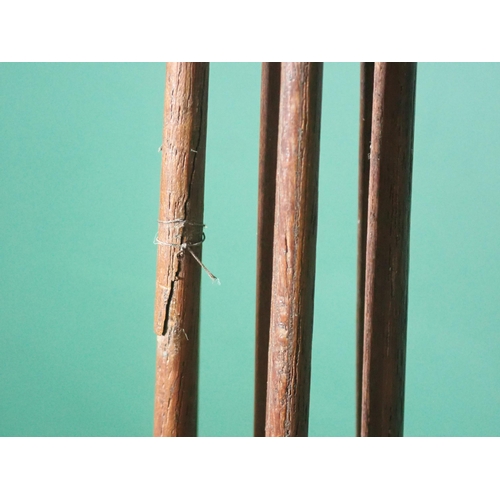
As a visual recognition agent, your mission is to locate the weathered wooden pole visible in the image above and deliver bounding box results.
[265,62,323,437]
[356,62,374,437]
[361,62,417,437]
[153,62,209,437]
[254,62,281,437]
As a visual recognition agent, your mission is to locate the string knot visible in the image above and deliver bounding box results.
[154,219,220,284]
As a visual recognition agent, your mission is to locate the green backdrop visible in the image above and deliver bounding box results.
[1,63,499,436]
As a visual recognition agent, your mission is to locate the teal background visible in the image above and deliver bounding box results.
[0,63,499,436]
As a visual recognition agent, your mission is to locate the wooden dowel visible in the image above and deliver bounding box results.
[355,62,374,437]
[153,62,209,437]
[265,62,323,437]
[254,62,281,437]
[361,62,417,437]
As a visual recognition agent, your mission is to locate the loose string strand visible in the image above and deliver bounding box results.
[183,246,219,283]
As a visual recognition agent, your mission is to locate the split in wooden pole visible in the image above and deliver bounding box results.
[153,62,209,437]
[355,62,374,437]
[361,62,417,437]
[265,62,323,437]
[254,62,281,437]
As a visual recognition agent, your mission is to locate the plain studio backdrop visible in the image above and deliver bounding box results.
[1,63,499,437]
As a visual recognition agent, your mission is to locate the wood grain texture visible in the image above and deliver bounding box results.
[361,62,417,437]
[356,62,374,437]
[153,62,209,437]
[254,62,281,437]
[265,62,323,437]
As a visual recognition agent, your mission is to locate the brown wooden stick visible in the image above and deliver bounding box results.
[153,62,209,437]
[355,62,374,437]
[361,62,417,437]
[254,62,281,437]
[265,62,323,437]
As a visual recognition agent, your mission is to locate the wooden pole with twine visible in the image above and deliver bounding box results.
[153,62,210,437]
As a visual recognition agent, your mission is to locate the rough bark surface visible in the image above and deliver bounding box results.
[361,62,417,437]
[265,62,323,437]
[254,62,281,437]
[153,62,209,437]
[356,62,374,437]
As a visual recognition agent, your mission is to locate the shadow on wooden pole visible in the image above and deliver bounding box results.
[265,62,323,437]
[356,62,374,437]
[361,62,417,437]
[254,62,281,437]
[153,62,209,437]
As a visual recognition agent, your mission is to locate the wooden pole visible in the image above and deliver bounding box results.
[265,62,323,437]
[355,62,374,437]
[153,62,209,437]
[361,62,417,437]
[254,62,281,437]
